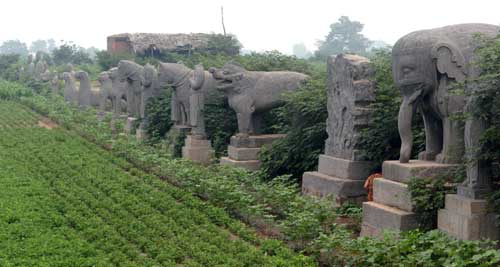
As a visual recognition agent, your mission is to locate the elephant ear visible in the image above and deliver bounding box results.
[431,42,467,82]
[190,64,205,90]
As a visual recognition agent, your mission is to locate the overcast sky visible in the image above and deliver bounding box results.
[1,0,498,54]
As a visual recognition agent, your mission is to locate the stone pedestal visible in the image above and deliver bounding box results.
[124,117,138,134]
[438,194,499,240]
[302,155,375,205]
[361,160,458,237]
[136,128,148,141]
[182,135,214,165]
[220,134,285,171]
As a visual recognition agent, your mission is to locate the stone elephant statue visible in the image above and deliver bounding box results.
[209,61,309,135]
[157,62,193,127]
[393,23,499,198]
[117,60,145,118]
[140,63,163,127]
[108,67,128,115]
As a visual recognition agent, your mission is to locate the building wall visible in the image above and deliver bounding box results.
[107,36,133,54]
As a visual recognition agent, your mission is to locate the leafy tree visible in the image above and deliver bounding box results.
[206,33,242,56]
[292,43,312,59]
[96,50,136,70]
[30,39,49,53]
[315,16,372,59]
[52,42,93,65]
[0,40,29,56]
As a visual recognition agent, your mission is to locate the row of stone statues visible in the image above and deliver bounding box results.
[19,23,499,242]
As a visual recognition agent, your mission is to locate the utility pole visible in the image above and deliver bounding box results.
[221,6,227,36]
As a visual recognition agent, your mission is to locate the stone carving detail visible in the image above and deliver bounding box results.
[157,62,195,127]
[62,72,77,104]
[392,23,500,198]
[210,61,309,135]
[98,71,112,113]
[117,60,144,118]
[74,71,92,107]
[324,54,375,161]
[108,67,127,115]
[189,64,216,137]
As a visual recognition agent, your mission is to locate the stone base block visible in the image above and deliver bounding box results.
[136,128,148,141]
[125,117,138,134]
[228,146,261,161]
[302,171,366,199]
[438,194,499,240]
[230,134,286,148]
[182,146,214,165]
[382,160,459,183]
[318,155,375,180]
[360,201,418,237]
[373,178,413,212]
[185,135,211,147]
[220,157,260,171]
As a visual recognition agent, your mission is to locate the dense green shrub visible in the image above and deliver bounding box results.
[144,89,173,142]
[259,66,328,180]
[96,50,136,70]
[0,80,32,100]
[52,42,93,65]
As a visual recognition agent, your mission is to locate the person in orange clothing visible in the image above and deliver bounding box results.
[364,173,383,201]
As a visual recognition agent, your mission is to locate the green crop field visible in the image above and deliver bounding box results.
[0,101,311,267]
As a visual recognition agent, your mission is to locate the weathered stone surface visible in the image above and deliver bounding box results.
[34,59,48,80]
[50,74,59,95]
[98,71,112,113]
[373,178,413,212]
[117,60,144,118]
[210,61,309,135]
[302,172,366,197]
[74,71,92,107]
[62,72,78,105]
[382,160,458,183]
[182,136,215,166]
[229,134,286,148]
[136,128,148,141]
[184,135,211,147]
[392,24,500,200]
[220,157,260,171]
[108,67,128,115]
[317,154,375,180]
[324,54,376,161]
[360,201,418,237]
[228,146,260,161]
[157,62,216,132]
[438,195,499,240]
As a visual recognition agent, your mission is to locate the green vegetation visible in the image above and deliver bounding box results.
[1,80,497,267]
[0,100,312,266]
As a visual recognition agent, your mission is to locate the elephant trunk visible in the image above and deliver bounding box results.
[398,97,416,163]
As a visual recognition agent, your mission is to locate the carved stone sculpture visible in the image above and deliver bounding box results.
[50,73,59,95]
[27,55,35,77]
[62,72,78,105]
[108,67,128,115]
[74,71,92,107]
[210,61,309,135]
[393,24,499,195]
[34,59,48,80]
[117,60,144,118]
[98,71,112,113]
[157,62,194,127]
[302,54,376,204]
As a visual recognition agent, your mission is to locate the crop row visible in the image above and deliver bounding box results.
[0,101,313,267]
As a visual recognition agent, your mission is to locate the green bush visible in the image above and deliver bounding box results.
[0,80,32,100]
[259,66,328,180]
[96,50,136,70]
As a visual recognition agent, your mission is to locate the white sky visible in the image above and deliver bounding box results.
[0,0,498,54]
